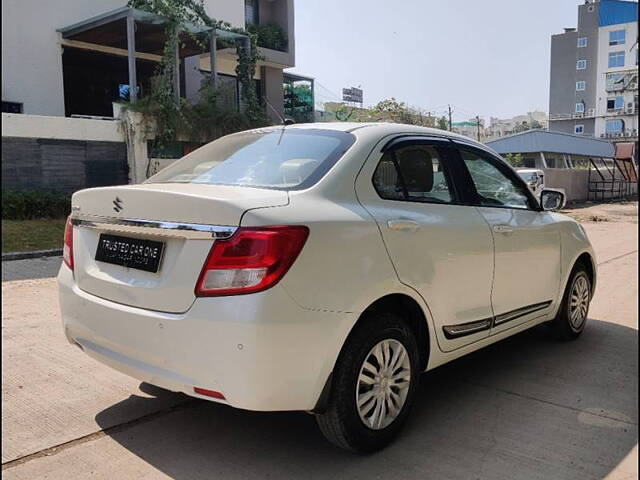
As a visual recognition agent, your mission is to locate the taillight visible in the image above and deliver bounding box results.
[195,226,309,297]
[63,216,74,270]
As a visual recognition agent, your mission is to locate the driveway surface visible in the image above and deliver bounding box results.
[2,202,637,479]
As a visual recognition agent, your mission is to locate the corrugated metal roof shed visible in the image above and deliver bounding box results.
[486,129,615,158]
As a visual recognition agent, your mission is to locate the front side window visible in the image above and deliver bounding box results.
[576,81,586,91]
[147,129,355,190]
[372,144,454,204]
[577,59,587,70]
[575,124,584,134]
[459,148,532,210]
[606,119,624,134]
[577,37,588,48]
[609,30,626,46]
[609,51,625,68]
[575,102,585,113]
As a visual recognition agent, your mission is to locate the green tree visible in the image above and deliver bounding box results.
[504,153,524,167]
[437,116,449,130]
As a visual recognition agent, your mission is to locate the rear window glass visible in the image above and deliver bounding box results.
[146,129,356,190]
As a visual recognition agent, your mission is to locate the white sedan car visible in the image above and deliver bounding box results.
[58,123,596,452]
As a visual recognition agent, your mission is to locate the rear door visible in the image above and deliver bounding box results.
[355,137,495,352]
[452,143,561,334]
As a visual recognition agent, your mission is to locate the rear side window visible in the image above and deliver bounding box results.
[373,144,454,203]
[146,129,355,190]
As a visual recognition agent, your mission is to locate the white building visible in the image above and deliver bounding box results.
[594,18,639,140]
[549,0,638,143]
[1,0,295,119]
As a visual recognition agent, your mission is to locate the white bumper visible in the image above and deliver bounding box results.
[58,266,356,411]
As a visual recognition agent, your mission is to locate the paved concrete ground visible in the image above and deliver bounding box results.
[2,202,637,479]
[2,256,62,282]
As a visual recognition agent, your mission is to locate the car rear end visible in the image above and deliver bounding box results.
[58,127,358,411]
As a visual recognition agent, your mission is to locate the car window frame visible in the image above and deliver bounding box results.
[372,137,462,206]
[449,141,542,211]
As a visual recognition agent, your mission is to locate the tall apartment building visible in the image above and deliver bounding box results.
[549,0,638,142]
[1,0,294,121]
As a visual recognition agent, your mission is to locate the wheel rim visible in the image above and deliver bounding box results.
[356,339,411,430]
[569,275,590,330]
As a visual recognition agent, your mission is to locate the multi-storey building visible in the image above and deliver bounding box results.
[1,0,294,121]
[549,0,638,143]
[487,111,549,140]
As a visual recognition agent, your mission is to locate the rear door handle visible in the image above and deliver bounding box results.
[387,219,420,232]
[492,225,514,234]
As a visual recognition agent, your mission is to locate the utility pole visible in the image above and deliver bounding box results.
[476,115,481,141]
[448,105,452,131]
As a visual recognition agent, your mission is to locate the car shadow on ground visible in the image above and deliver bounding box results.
[95,319,638,480]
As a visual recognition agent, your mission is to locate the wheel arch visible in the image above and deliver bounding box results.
[573,251,596,295]
[313,292,432,413]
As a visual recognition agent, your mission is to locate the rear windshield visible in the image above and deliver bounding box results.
[146,128,356,190]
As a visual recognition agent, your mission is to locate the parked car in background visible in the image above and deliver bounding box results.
[58,123,596,453]
[517,168,545,198]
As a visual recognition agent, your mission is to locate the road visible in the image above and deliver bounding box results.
[2,202,637,479]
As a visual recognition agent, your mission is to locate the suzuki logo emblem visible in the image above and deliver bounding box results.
[113,197,124,213]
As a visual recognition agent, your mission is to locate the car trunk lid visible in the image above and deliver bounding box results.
[71,183,288,313]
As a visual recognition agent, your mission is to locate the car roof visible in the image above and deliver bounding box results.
[245,122,501,157]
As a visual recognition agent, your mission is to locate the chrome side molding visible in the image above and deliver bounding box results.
[71,213,237,240]
[442,300,553,339]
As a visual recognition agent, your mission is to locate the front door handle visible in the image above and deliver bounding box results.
[387,219,420,232]
[493,225,514,234]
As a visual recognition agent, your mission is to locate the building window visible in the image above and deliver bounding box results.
[577,37,588,48]
[606,119,624,134]
[575,102,585,113]
[1,101,23,113]
[609,30,626,46]
[575,124,584,134]
[576,59,587,70]
[576,81,586,91]
[606,96,624,111]
[244,0,259,26]
[608,51,625,68]
[606,72,625,92]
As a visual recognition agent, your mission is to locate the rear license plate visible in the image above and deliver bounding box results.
[95,234,164,273]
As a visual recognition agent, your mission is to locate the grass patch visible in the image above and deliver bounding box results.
[2,218,67,253]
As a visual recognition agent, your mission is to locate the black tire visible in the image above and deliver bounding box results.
[549,264,592,340]
[315,311,420,453]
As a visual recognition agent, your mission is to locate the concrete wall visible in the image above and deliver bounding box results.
[1,113,128,192]
[262,66,285,122]
[540,168,591,202]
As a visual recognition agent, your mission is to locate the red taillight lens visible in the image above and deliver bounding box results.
[195,226,309,297]
[63,216,74,270]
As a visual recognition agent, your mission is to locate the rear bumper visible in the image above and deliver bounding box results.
[58,265,356,411]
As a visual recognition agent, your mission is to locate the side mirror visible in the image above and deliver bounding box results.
[540,189,566,211]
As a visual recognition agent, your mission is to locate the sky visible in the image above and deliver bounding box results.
[289,0,581,122]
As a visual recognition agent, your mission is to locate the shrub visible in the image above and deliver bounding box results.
[248,23,288,51]
[1,190,72,220]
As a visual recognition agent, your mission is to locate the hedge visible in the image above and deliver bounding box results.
[2,190,72,220]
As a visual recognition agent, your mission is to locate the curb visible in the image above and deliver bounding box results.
[2,249,63,262]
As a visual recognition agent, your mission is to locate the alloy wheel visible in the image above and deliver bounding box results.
[569,275,590,330]
[356,339,411,430]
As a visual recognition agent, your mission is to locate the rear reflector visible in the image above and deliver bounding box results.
[63,216,74,270]
[193,387,226,399]
[195,225,309,297]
